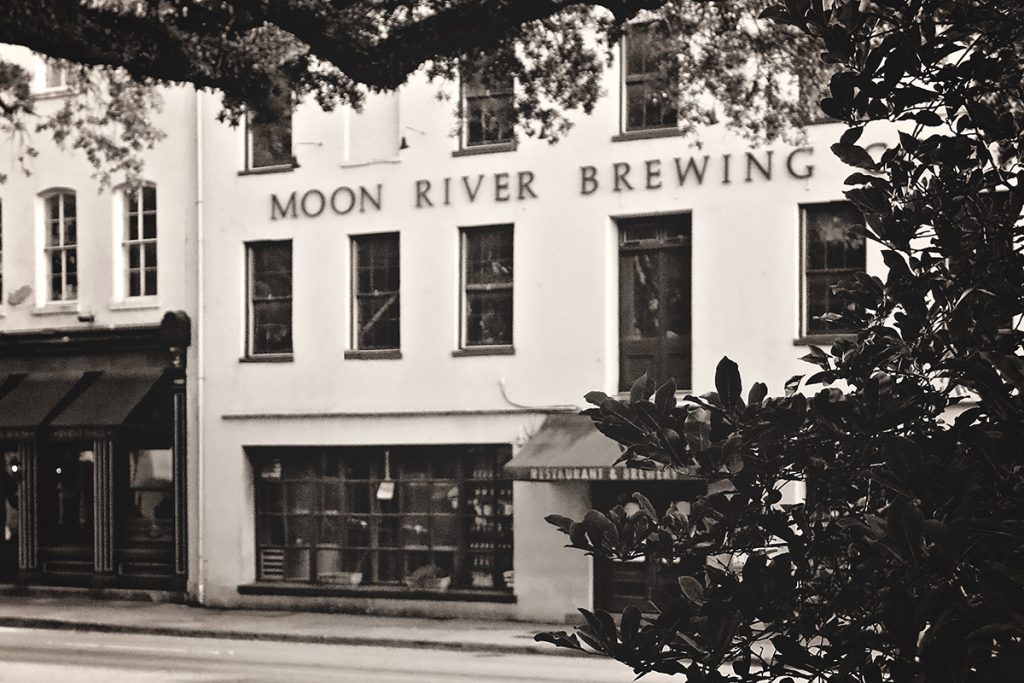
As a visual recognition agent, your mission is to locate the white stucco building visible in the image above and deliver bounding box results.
[193,39,888,621]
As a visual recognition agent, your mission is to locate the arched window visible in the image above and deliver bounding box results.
[43,190,77,302]
[124,184,157,297]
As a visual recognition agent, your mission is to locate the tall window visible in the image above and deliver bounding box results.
[0,200,4,303]
[461,225,514,348]
[247,108,293,170]
[461,59,515,148]
[125,185,157,297]
[246,241,293,357]
[618,215,691,391]
[622,27,677,132]
[44,190,77,302]
[802,202,866,336]
[252,446,514,592]
[351,233,400,351]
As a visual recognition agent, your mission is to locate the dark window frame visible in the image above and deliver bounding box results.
[351,233,401,352]
[124,184,158,298]
[617,214,692,392]
[621,27,678,133]
[42,189,78,303]
[800,201,866,338]
[245,240,294,358]
[460,225,514,349]
[251,446,514,593]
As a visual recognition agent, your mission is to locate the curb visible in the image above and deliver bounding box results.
[0,616,586,657]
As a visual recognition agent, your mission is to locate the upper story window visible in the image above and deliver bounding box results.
[246,241,293,357]
[461,225,514,348]
[0,200,4,304]
[124,185,157,297]
[802,201,866,337]
[44,63,68,90]
[351,233,400,352]
[43,190,78,302]
[246,106,294,170]
[618,214,691,391]
[461,59,515,149]
[622,27,677,133]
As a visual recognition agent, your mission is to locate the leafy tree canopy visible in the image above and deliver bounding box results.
[539,0,1024,681]
[0,1,828,185]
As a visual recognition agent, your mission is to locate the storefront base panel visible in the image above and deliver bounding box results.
[0,582,186,604]
[202,585,520,620]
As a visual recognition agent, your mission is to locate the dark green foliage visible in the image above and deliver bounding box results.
[539,1,1024,680]
[0,1,829,182]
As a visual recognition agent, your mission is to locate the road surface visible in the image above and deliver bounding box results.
[0,626,677,682]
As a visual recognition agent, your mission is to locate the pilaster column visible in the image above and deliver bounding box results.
[92,439,114,574]
[16,440,37,571]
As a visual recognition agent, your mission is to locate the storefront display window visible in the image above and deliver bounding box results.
[253,446,513,592]
[125,448,174,545]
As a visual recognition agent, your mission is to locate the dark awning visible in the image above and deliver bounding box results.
[504,413,692,481]
[49,369,165,429]
[0,373,84,436]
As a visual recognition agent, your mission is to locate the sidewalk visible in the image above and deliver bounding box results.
[0,593,579,657]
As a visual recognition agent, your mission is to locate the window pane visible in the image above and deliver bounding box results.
[804,203,866,334]
[466,290,513,345]
[128,212,139,241]
[621,252,661,339]
[143,212,157,240]
[258,515,285,546]
[142,186,156,212]
[353,234,400,350]
[249,242,293,355]
[462,59,515,147]
[251,115,293,169]
[144,242,157,269]
[144,268,157,296]
[466,227,513,285]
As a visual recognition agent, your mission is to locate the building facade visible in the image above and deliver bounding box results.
[0,39,887,620]
[194,44,889,621]
[0,47,199,594]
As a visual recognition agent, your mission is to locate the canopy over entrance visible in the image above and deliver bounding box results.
[504,414,693,481]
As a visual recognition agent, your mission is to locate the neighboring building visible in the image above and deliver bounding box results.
[195,41,888,621]
[0,47,198,594]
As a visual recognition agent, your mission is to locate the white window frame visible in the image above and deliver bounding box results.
[620,28,678,134]
[122,183,158,299]
[32,56,70,95]
[39,189,78,304]
[459,61,516,151]
[245,110,294,171]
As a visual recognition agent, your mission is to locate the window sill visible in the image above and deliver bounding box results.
[32,87,72,101]
[31,302,78,316]
[238,582,516,603]
[109,297,159,311]
[794,333,857,346]
[452,346,515,357]
[240,354,294,363]
[238,164,297,176]
[344,349,402,360]
[611,128,684,142]
[452,142,516,157]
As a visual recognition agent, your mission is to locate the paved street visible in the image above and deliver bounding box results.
[0,626,675,683]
